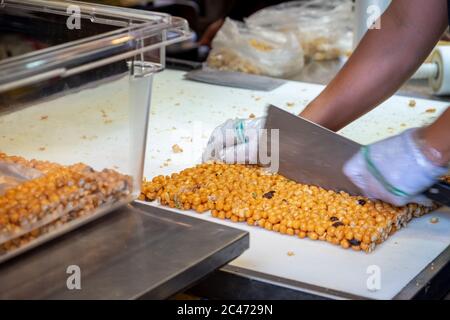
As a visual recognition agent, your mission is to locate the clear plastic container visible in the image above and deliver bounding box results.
[0,0,190,261]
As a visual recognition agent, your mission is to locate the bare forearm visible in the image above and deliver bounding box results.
[421,108,450,165]
[300,0,448,131]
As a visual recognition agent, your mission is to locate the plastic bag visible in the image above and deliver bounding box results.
[207,18,304,78]
[0,161,42,195]
[247,0,354,61]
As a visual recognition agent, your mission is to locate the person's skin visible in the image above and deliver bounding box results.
[199,18,225,47]
[300,0,450,165]
[199,0,291,47]
[421,108,450,165]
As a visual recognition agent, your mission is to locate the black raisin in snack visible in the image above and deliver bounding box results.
[349,239,361,246]
[332,221,345,228]
[263,191,276,199]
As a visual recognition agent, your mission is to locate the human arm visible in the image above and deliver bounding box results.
[300,0,449,131]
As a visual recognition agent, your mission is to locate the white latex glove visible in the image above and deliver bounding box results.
[203,117,266,164]
[343,128,449,206]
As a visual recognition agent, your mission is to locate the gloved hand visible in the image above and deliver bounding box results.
[343,128,449,207]
[0,161,42,195]
[202,117,265,164]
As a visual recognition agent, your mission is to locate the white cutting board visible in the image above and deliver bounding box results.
[142,70,450,300]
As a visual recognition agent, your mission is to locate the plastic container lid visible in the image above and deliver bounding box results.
[0,0,191,93]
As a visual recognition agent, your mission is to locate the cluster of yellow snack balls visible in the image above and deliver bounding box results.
[140,163,433,253]
[0,152,133,253]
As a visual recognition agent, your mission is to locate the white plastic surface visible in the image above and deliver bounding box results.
[430,46,450,95]
[412,63,439,80]
[142,70,450,300]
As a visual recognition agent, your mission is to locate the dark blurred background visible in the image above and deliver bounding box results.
[84,0,292,61]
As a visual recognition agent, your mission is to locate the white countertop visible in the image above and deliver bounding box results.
[142,69,450,300]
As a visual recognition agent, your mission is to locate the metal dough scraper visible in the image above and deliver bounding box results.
[185,69,286,91]
[265,105,450,207]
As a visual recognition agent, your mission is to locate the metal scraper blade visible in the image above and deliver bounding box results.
[265,105,363,195]
[185,69,286,91]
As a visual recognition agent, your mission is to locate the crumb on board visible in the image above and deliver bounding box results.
[430,217,440,224]
[40,115,48,121]
[181,136,193,143]
[101,109,113,124]
[161,158,172,167]
[286,102,295,108]
[287,251,295,257]
[249,113,256,119]
[400,123,407,127]
[175,103,180,106]
[81,135,98,141]
[426,108,437,114]
[172,144,183,154]
[408,100,416,107]
[38,147,46,151]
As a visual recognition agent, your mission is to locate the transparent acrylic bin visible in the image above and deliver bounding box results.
[0,0,190,262]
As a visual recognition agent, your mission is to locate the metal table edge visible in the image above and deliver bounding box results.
[130,202,250,300]
[394,244,450,300]
[209,242,450,300]
[218,265,369,300]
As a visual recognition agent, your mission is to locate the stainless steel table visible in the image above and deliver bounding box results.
[0,203,249,299]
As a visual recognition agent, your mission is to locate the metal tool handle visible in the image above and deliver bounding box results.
[424,181,450,207]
